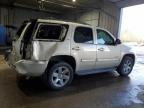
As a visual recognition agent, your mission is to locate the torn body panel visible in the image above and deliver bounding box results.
[32,39,71,61]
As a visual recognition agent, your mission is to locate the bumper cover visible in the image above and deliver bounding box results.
[15,60,48,76]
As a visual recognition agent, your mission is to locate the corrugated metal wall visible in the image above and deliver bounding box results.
[64,2,121,37]
[99,2,121,36]
[76,6,121,36]
[0,7,60,27]
[0,1,121,37]
[0,8,9,26]
[77,10,100,27]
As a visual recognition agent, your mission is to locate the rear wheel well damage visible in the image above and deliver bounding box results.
[47,55,76,72]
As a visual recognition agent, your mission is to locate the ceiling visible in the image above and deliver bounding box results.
[0,0,144,14]
[0,0,103,14]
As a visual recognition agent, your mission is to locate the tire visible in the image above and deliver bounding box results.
[42,62,74,90]
[117,56,134,76]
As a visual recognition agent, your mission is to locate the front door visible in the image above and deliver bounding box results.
[96,29,121,69]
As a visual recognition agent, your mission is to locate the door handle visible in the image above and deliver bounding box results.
[98,48,104,51]
[72,47,80,51]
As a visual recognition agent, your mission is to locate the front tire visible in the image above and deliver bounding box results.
[42,62,74,90]
[117,56,134,76]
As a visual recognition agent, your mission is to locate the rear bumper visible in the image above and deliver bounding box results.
[15,60,48,76]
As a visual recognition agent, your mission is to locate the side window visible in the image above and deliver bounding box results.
[36,24,69,41]
[74,27,93,44]
[97,29,114,45]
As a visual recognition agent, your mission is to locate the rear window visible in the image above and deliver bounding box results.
[36,24,69,41]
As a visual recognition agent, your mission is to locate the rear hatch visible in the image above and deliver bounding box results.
[8,20,37,64]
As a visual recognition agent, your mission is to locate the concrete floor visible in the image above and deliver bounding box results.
[0,54,144,108]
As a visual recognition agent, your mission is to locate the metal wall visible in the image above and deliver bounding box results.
[0,7,60,27]
[99,2,121,36]
[0,1,121,37]
[64,2,121,37]
[77,10,100,27]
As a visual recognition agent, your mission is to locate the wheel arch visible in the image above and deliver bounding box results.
[47,55,77,72]
[121,53,136,64]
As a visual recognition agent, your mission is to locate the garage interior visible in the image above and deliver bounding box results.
[0,0,144,108]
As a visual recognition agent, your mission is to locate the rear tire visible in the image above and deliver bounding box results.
[42,62,74,90]
[117,56,134,77]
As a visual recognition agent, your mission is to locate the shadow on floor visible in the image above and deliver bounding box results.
[17,72,131,98]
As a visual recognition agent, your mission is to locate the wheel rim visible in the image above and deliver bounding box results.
[123,59,133,74]
[51,66,70,87]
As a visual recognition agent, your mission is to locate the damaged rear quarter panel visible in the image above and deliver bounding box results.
[31,39,71,61]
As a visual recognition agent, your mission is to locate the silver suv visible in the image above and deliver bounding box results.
[7,19,135,90]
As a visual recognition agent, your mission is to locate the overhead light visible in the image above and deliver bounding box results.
[72,0,76,2]
[63,4,76,8]
[43,0,76,8]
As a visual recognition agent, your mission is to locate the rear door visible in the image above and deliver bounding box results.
[96,29,121,69]
[71,26,96,71]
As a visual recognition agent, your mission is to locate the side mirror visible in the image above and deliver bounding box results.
[115,39,121,45]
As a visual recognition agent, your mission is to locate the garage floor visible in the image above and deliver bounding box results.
[0,51,144,108]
